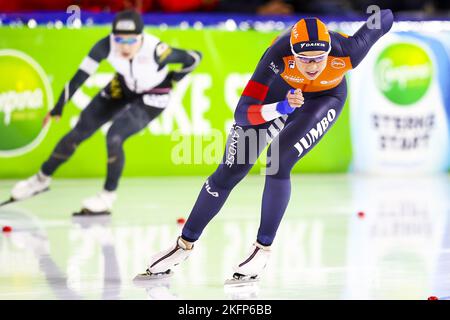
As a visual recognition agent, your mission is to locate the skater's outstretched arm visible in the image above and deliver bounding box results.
[49,36,110,117]
[154,42,202,82]
[338,8,394,69]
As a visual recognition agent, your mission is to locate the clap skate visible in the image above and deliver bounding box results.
[134,236,193,281]
[224,242,271,286]
[73,190,116,216]
[2,172,51,208]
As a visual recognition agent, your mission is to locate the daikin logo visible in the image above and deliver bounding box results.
[0,50,53,157]
[375,43,432,106]
[300,42,326,49]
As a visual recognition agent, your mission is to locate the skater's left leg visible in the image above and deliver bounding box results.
[104,102,164,191]
[181,119,280,243]
[81,99,164,214]
[256,90,347,247]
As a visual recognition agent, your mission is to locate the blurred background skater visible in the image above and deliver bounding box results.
[8,9,202,216]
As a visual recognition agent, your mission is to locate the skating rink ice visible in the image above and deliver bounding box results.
[1,174,449,300]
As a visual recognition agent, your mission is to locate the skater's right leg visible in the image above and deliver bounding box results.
[180,163,253,243]
[142,163,246,276]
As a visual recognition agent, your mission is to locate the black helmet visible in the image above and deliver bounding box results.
[112,10,144,35]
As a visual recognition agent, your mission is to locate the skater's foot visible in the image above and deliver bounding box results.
[11,171,51,201]
[225,242,271,285]
[76,190,116,216]
[134,236,194,281]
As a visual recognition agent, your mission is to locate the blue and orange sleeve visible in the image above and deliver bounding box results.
[343,9,394,68]
[234,42,292,126]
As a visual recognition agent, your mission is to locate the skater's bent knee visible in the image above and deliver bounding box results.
[211,166,248,190]
[268,170,291,180]
[107,134,124,149]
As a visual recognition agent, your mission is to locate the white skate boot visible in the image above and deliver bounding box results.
[225,242,271,286]
[9,171,51,202]
[74,190,117,216]
[134,236,193,281]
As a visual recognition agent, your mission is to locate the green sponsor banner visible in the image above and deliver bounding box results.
[0,27,352,178]
[375,42,433,106]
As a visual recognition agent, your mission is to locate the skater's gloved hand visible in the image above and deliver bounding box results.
[43,112,60,127]
[49,99,65,117]
[286,89,304,109]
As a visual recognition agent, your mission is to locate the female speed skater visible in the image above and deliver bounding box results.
[8,10,202,215]
[136,9,394,284]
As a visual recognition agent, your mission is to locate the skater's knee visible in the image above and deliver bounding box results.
[107,133,124,150]
[267,161,292,179]
[68,126,93,145]
[106,133,124,164]
[211,164,249,190]
[52,130,83,157]
[265,148,297,179]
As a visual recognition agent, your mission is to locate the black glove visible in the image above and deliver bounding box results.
[168,70,188,84]
[50,98,64,116]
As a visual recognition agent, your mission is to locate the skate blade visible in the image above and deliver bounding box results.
[72,208,111,217]
[133,270,173,286]
[1,187,50,208]
[0,198,14,208]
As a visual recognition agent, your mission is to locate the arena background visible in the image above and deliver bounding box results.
[1,1,450,301]
[0,7,449,178]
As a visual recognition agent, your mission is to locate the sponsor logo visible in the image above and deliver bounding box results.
[225,125,241,168]
[288,60,295,69]
[115,20,136,31]
[331,58,346,69]
[375,43,432,106]
[294,109,336,157]
[300,42,326,49]
[205,179,219,197]
[320,77,342,85]
[0,49,53,157]
[269,61,280,74]
[282,74,304,83]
